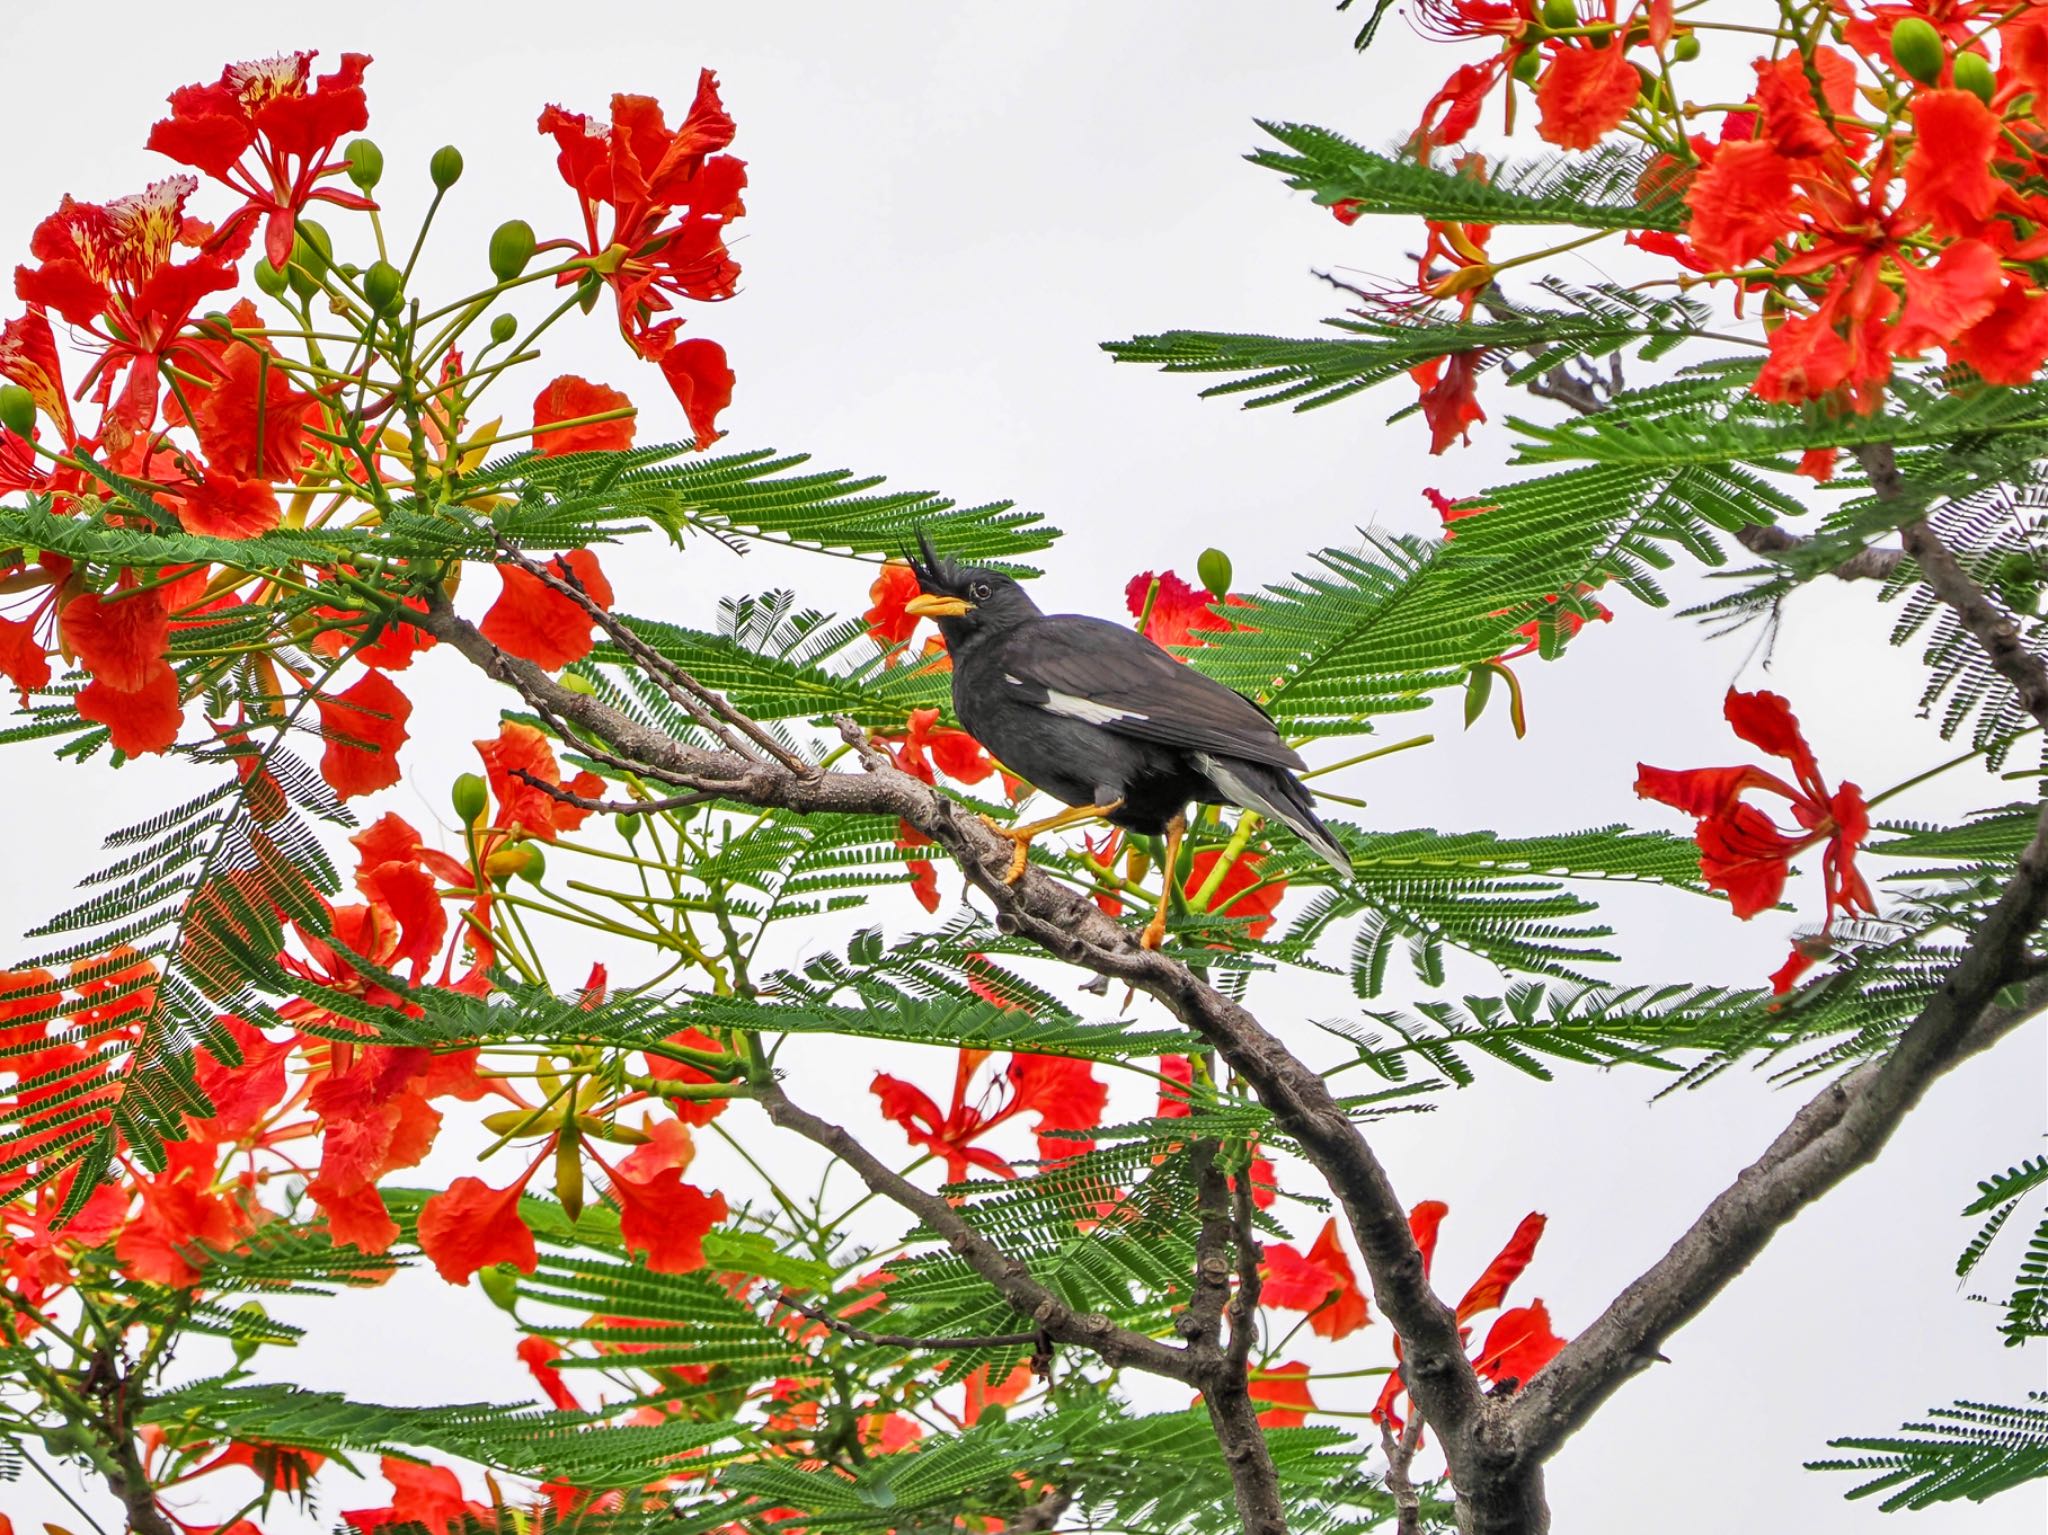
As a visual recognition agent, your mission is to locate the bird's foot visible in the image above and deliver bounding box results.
[1140,905,1169,951]
[978,815,1035,884]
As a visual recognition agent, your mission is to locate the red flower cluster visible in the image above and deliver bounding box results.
[1125,569,1252,648]
[1637,688,1874,991]
[538,71,745,442]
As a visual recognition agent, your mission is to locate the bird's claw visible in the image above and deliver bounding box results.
[1140,909,1169,951]
[978,815,1034,885]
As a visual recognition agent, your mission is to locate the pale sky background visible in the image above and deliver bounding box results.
[2,2,2044,1531]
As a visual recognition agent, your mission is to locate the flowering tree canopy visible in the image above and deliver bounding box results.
[0,7,2044,1533]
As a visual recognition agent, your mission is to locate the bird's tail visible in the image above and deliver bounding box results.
[1197,754,1353,880]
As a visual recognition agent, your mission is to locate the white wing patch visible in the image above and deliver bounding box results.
[1038,689,1147,726]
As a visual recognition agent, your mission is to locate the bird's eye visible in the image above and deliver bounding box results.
[970,581,992,602]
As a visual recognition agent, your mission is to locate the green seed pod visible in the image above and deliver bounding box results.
[1890,16,1944,86]
[430,144,465,190]
[1196,547,1232,598]
[489,313,519,345]
[1512,48,1543,85]
[363,259,404,315]
[489,218,537,283]
[252,257,290,297]
[1672,33,1701,61]
[515,845,547,884]
[1954,51,1996,106]
[451,771,489,824]
[344,137,384,191]
[1541,0,1579,31]
[477,1263,521,1314]
[0,385,35,439]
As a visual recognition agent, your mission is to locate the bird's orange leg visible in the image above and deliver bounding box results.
[1141,813,1187,951]
[980,799,1125,885]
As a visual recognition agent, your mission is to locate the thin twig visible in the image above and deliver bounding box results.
[775,1291,1042,1351]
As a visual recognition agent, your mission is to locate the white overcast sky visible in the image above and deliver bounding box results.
[3,2,2044,1531]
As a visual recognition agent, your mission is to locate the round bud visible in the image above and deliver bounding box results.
[363,260,405,316]
[558,672,597,696]
[430,145,465,190]
[515,845,547,884]
[0,384,37,439]
[1890,17,1944,86]
[451,771,488,824]
[618,812,642,842]
[344,137,384,191]
[1954,51,1996,105]
[489,219,537,283]
[1196,547,1233,598]
[252,258,289,297]
[477,1263,521,1314]
[1512,48,1543,85]
[230,1302,270,1365]
[1541,0,1579,31]
[1672,33,1701,61]
[489,313,519,345]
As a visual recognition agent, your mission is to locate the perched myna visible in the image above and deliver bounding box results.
[903,536,1352,948]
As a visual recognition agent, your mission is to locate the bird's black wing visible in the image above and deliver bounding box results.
[996,616,1306,772]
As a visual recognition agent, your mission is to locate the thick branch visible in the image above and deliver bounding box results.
[1199,1365,1291,1535]
[1732,523,1906,582]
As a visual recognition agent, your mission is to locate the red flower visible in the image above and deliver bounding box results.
[480,547,615,671]
[517,1336,583,1412]
[907,857,941,912]
[1454,1211,1544,1320]
[1899,90,2003,241]
[1636,688,1874,989]
[475,721,605,841]
[0,307,75,444]
[539,74,745,426]
[1535,42,1643,152]
[1948,279,2048,386]
[641,1026,735,1127]
[1473,1299,1566,1388]
[1414,60,1507,154]
[1411,351,1487,454]
[877,706,998,787]
[14,178,240,442]
[532,375,636,457]
[1683,140,1796,270]
[1260,1217,1368,1339]
[1125,570,1251,648]
[1248,1361,1316,1428]
[317,671,413,800]
[1157,1054,1194,1119]
[659,337,736,447]
[176,467,281,538]
[866,561,923,652]
[147,51,376,268]
[343,1458,491,1535]
[602,1157,728,1273]
[62,586,183,756]
[1891,239,2006,358]
[871,1049,1107,1182]
[1182,848,1285,940]
[179,307,320,480]
[416,1169,541,1285]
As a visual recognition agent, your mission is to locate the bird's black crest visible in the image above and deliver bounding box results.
[907,529,965,593]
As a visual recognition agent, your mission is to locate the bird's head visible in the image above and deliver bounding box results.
[902,532,1040,647]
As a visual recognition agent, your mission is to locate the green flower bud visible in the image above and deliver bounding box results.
[1541,0,1579,31]
[451,771,489,824]
[1672,33,1701,61]
[1196,547,1232,598]
[344,137,384,191]
[477,1263,521,1314]
[363,260,405,316]
[252,257,290,297]
[230,1302,270,1366]
[489,219,537,283]
[489,313,519,345]
[286,220,332,301]
[515,845,547,884]
[1954,51,1996,106]
[575,269,604,314]
[558,671,597,696]
[0,385,35,439]
[430,145,465,190]
[1890,16,1944,86]
[1512,48,1543,85]
[617,812,642,842]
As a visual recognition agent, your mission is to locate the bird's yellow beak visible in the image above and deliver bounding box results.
[904,594,974,618]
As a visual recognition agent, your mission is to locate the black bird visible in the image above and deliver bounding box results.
[903,535,1351,949]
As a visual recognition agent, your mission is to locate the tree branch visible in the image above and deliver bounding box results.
[1731,523,1907,582]
[774,1292,1042,1352]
